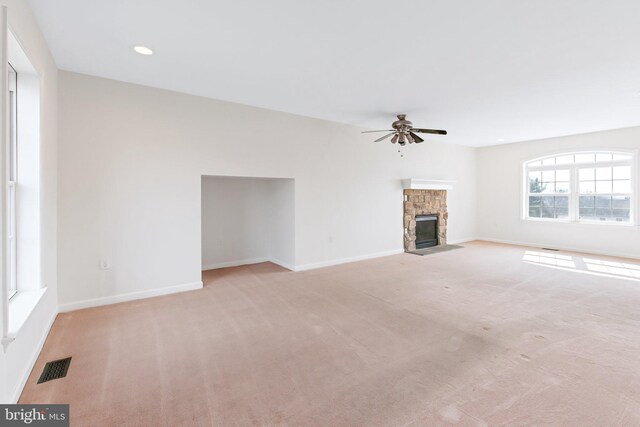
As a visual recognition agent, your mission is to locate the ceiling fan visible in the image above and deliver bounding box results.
[362,114,447,145]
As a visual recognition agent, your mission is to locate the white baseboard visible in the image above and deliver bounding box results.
[203,257,296,272]
[447,237,480,245]
[294,248,405,272]
[11,308,58,403]
[200,241,479,274]
[268,258,296,271]
[476,237,640,260]
[202,258,270,271]
[293,238,478,272]
[58,281,203,313]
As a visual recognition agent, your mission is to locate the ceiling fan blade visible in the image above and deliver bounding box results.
[361,129,394,134]
[412,128,448,135]
[409,132,424,143]
[374,132,395,142]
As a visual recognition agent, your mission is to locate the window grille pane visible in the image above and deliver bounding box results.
[612,154,631,161]
[579,168,595,181]
[596,153,613,162]
[541,207,555,218]
[555,208,569,218]
[542,170,555,182]
[529,207,541,217]
[555,155,574,165]
[555,196,569,208]
[612,180,631,194]
[556,182,570,193]
[613,166,631,180]
[579,181,595,194]
[575,153,595,163]
[595,167,612,180]
[541,183,555,193]
[541,196,554,207]
[579,196,595,208]
[556,169,570,181]
[612,196,631,209]
[529,174,545,193]
[595,180,612,194]
[8,64,16,182]
[595,196,611,209]
[528,196,542,207]
[542,157,556,166]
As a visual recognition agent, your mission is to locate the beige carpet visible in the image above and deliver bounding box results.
[20,241,640,426]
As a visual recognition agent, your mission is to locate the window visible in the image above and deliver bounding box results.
[7,62,17,299]
[524,151,635,224]
[5,32,42,302]
[3,29,44,341]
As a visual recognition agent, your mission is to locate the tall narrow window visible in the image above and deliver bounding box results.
[7,62,17,298]
[524,151,635,224]
[2,30,43,338]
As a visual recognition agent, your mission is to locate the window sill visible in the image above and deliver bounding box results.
[522,218,637,228]
[3,287,47,345]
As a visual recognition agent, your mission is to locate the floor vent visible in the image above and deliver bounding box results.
[541,247,559,251]
[38,357,72,384]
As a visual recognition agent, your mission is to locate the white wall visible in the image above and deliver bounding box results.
[477,127,640,259]
[201,176,295,270]
[268,178,295,268]
[57,70,477,306]
[0,0,57,403]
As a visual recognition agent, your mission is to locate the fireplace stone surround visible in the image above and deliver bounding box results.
[403,189,448,252]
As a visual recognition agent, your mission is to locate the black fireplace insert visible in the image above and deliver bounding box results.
[415,215,438,249]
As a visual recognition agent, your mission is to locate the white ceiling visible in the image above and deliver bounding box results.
[27,0,640,147]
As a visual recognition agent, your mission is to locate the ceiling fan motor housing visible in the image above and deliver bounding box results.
[392,114,413,131]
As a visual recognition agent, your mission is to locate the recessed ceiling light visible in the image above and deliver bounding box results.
[133,45,153,56]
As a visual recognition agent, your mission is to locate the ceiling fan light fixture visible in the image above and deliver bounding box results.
[410,132,424,143]
[391,134,399,144]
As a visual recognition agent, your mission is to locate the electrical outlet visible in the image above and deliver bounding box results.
[100,259,111,270]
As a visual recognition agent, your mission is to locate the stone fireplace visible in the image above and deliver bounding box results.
[402,179,452,252]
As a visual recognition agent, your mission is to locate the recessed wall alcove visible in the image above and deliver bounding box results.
[201,176,295,271]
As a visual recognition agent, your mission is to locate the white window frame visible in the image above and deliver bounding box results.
[522,150,637,226]
[3,14,47,347]
[7,61,16,299]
